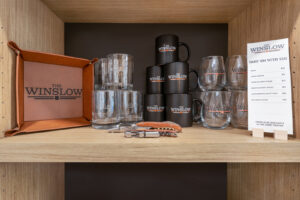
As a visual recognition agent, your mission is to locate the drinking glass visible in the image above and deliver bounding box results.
[107,53,134,89]
[226,55,247,90]
[119,90,143,124]
[230,90,248,129]
[198,56,226,91]
[94,58,108,89]
[201,91,231,129]
[92,90,120,129]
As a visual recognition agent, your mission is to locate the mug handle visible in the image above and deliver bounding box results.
[192,99,202,122]
[178,42,190,62]
[189,69,198,91]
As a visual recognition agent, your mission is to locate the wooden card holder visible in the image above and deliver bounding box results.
[252,128,264,138]
[274,130,289,141]
[252,128,289,140]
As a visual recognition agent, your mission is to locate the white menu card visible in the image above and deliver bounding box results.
[247,38,293,134]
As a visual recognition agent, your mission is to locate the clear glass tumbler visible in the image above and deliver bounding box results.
[226,55,247,90]
[94,58,108,90]
[92,90,120,129]
[107,53,134,89]
[230,90,248,129]
[198,56,226,91]
[201,91,231,129]
[119,90,143,124]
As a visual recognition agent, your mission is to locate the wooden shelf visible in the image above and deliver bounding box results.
[42,0,252,23]
[0,125,300,163]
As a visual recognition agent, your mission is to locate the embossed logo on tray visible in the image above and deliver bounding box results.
[25,84,82,100]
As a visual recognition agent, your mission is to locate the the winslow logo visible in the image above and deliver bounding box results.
[207,108,230,114]
[171,106,191,114]
[159,44,176,52]
[168,73,187,80]
[147,105,165,112]
[250,43,285,54]
[232,68,247,74]
[25,84,82,100]
[149,76,164,83]
[205,72,225,76]
[237,105,248,112]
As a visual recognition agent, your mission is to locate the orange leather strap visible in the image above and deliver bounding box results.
[7,41,22,55]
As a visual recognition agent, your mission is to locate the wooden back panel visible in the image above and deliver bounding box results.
[228,0,300,138]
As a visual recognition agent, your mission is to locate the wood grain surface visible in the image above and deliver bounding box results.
[228,0,300,138]
[42,0,252,23]
[228,1,300,199]
[0,126,300,162]
[0,0,64,138]
[228,163,300,200]
[0,163,64,200]
[1,1,300,200]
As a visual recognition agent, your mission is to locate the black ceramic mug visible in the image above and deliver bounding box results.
[166,94,201,127]
[155,34,190,65]
[144,94,165,122]
[146,66,164,94]
[163,62,197,94]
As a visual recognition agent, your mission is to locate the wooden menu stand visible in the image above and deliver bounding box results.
[252,128,264,138]
[252,128,289,141]
[274,130,289,141]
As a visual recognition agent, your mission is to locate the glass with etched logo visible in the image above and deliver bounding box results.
[94,58,108,90]
[107,53,134,89]
[198,56,226,91]
[231,90,248,129]
[119,90,143,124]
[92,90,120,129]
[201,91,231,129]
[226,55,247,90]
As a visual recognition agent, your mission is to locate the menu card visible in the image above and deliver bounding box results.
[247,38,293,134]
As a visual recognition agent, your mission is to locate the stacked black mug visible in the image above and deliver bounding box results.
[145,34,194,127]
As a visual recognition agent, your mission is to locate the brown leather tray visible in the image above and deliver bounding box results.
[5,41,97,136]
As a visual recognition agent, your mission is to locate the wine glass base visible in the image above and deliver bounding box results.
[202,122,230,130]
[231,124,248,129]
[92,123,120,130]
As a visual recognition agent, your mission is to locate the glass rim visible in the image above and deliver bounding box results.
[201,56,224,60]
[98,57,108,61]
[228,55,247,58]
[94,89,118,92]
[106,53,133,58]
[119,89,142,92]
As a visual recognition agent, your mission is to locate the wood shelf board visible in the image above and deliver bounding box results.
[41,0,252,23]
[0,126,300,163]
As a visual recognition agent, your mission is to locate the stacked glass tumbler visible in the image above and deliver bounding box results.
[196,55,248,129]
[226,55,248,129]
[92,54,143,129]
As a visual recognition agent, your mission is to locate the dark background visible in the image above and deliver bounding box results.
[65,23,228,93]
[65,23,228,200]
[65,163,227,200]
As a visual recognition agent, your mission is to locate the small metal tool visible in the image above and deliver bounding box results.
[124,131,160,138]
[107,122,179,138]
